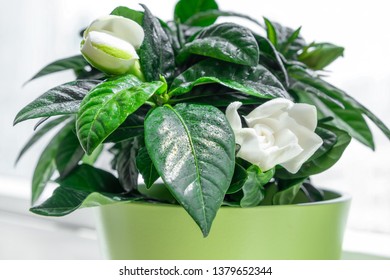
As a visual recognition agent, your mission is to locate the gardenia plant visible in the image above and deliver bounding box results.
[14,0,390,237]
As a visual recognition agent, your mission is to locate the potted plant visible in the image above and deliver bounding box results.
[14,0,389,259]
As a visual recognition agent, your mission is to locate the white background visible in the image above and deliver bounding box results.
[0,0,389,258]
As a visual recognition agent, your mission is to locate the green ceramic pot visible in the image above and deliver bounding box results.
[95,186,351,260]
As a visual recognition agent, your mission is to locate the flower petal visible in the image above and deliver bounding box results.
[85,15,144,49]
[288,103,318,131]
[226,101,243,131]
[261,142,303,172]
[245,98,293,126]
[81,31,138,75]
[235,128,268,165]
[279,116,323,173]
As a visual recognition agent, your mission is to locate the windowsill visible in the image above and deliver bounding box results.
[1,175,389,259]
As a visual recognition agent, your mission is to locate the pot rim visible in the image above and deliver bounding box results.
[114,188,351,210]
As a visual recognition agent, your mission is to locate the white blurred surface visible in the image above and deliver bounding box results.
[0,0,389,259]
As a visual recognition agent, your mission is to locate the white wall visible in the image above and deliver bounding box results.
[1,0,389,234]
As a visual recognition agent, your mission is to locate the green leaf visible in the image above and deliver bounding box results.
[27,55,89,83]
[177,23,259,66]
[184,10,263,27]
[31,165,127,216]
[301,181,324,202]
[298,42,344,70]
[55,164,123,193]
[264,17,278,47]
[31,121,74,204]
[255,35,288,86]
[276,125,351,179]
[34,117,50,130]
[276,22,305,58]
[15,116,69,164]
[171,87,269,107]
[76,75,164,155]
[292,68,390,141]
[174,0,218,26]
[82,144,103,165]
[259,183,278,206]
[290,78,345,108]
[139,5,175,83]
[30,188,141,216]
[352,101,390,141]
[226,163,247,194]
[136,146,159,189]
[55,126,85,178]
[144,103,235,236]
[279,27,302,54]
[110,6,143,25]
[273,178,305,205]
[240,166,274,207]
[14,80,100,124]
[31,186,90,216]
[115,138,140,192]
[290,68,375,149]
[170,59,289,99]
[308,126,338,161]
[103,107,147,143]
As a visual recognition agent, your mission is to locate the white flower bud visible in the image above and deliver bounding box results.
[81,15,144,76]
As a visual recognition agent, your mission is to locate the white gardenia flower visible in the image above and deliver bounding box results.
[81,15,144,75]
[226,98,323,174]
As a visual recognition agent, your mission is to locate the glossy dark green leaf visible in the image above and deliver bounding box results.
[171,88,268,107]
[14,80,100,124]
[308,126,338,161]
[139,5,175,83]
[226,163,247,194]
[30,186,90,216]
[294,87,374,149]
[34,117,50,130]
[240,166,274,207]
[110,6,143,25]
[145,103,235,236]
[170,59,289,99]
[75,67,105,80]
[276,125,351,179]
[292,68,390,141]
[279,27,302,54]
[174,0,218,26]
[184,10,262,27]
[259,183,278,206]
[290,78,345,108]
[31,121,74,204]
[103,107,147,143]
[273,178,305,205]
[56,164,123,193]
[298,42,344,70]
[264,17,278,47]
[55,127,84,178]
[114,138,140,192]
[301,181,324,202]
[27,55,89,83]
[30,187,141,216]
[255,35,288,86]
[136,147,159,189]
[76,75,164,155]
[264,19,306,59]
[31,165,127,216]
[177,23,259,66]
[290,68,375,149]
[15,116,69,164]
[352,101,390,141]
